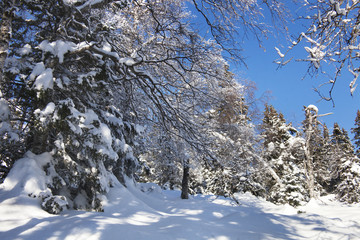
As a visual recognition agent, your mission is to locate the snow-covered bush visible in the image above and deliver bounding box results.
[41,195,68,215]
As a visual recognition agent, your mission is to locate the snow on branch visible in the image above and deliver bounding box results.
[38,40,93,64]
[278,0,360,100]
[306,104,318,114]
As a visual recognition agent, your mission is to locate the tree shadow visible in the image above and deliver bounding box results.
[2,189,360,240]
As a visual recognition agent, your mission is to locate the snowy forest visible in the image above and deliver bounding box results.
[1,1,360,237]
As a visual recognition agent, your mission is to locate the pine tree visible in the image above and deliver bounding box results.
[1,1,142,213]
[260,105,308,206]
[315,123,333,194]
[330,123,360,203]
[351,110,360,157]
[0,0,24,182]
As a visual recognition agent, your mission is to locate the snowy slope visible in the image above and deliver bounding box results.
[1,155,360,240]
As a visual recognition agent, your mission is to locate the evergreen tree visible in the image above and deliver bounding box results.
[0,0,25,183]
[351,110,360,157]
[330,123,360,203]
[315,123,333,194]
[260,105,308,206]
[1,1,148,212]
[302,105,328,198]
[331,123,354,155]
[0,98,24,183]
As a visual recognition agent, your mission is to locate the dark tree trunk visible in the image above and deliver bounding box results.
[181,159,190,199]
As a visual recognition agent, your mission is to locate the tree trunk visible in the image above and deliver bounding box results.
[305,139,315,198]
[181,159,190,199]
[304,108,316,199]
[0,0,14,93]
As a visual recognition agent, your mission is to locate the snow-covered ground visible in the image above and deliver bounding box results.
[1,156,360,240]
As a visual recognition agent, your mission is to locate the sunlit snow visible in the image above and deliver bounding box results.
[1,153,360,240]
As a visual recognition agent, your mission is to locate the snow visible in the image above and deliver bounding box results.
[274,47,285,58]
[1,152,53,196]
[119,57,137,66]
[38,40,76,64]
[0,98,10,121]
[1,158,360,240]
[0,99,19,140]
[28,62,55,90]
[33,68,54,90]
[77,0,105,10]
[306,104,318,114]
[267,142,275,152]
[18,44,32,56]
[135,124,145,134]
[29,62,46,81]
[38,40,92,64]
[351,162,360,173]
[349,68,358,95]
[63,0,83,5]
[34,102,56,123]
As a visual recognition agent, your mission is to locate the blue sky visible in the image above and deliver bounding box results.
[239,32,360,138]
[229,1,360,139]
[187,1,360,138]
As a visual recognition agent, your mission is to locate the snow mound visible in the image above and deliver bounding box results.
[2,152,52,195]
[1,152,68,214]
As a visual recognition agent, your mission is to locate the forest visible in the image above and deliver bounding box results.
[1,0,360,218]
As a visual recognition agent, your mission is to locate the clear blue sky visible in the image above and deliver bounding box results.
[239,32,360,138]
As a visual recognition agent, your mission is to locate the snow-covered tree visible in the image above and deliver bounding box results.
[137,125,183,191]
[330,122,360,203]
[331,123,354,156]
[4,0,262,209]
[0,0,14,85]
[260,105,308,206]
[302,105,334,196]
[138,69,260,198]
[351,110,360,157]
[302,104,325,198]
[314,123,334,194]
[0,98,23,183]
[0,0,24,182]
[1,0,145,212]
[198,74,263,197]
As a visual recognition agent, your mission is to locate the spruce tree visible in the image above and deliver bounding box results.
[330,123,360,203]
[351,110,360,157]
[315,123,333,193]
[2,0,141,213]
[260,105,308,206]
